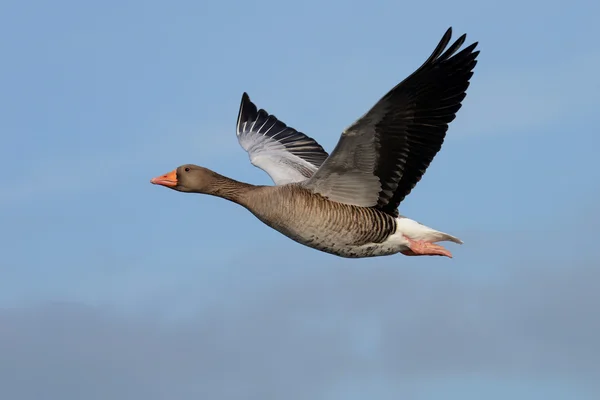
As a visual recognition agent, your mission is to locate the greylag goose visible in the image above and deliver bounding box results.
[151,27,479,258]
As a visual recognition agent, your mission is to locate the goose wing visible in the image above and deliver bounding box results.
[236,93,329,185]
[302,27,479,216]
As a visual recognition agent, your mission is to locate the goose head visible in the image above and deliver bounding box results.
[150,164,218,193]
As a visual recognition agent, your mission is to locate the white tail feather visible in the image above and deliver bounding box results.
[395,217,463,245]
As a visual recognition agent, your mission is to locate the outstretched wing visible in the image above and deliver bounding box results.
[302,27,479,216]
[236,93,329,185]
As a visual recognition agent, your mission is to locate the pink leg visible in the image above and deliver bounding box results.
[401,236,453,258]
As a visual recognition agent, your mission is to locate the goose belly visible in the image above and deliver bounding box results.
[293,232,405,258]
[252,206,405,258]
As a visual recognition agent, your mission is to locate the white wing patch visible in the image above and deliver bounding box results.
[236,93,329,185]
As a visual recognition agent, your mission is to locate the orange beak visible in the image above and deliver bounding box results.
[150,169,178,187]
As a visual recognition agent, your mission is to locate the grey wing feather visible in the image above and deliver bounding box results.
[303,27,479,216]
[236,93,329,185]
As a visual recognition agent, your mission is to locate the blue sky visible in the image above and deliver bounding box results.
[1,0,599,399]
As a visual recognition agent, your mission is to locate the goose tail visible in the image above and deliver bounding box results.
[396,217,463,245]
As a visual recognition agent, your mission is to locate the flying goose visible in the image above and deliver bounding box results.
[151,27,479,258]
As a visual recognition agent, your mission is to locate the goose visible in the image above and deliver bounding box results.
[151,27,479,259]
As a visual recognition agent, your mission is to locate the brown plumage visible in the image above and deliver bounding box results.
[152,165,400,257]
[151,27,478,258]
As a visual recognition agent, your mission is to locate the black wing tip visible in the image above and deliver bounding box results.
[443,26,453,39]
[431,27,479,66]
[237,92,281,130]
[237,91,259,129]
[241,92,252,104]
[240,92,255,111]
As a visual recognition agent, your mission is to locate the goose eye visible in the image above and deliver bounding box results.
[184,167,190,172]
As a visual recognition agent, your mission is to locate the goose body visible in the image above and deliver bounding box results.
[151,28,479,259]
[240,184,462,258]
